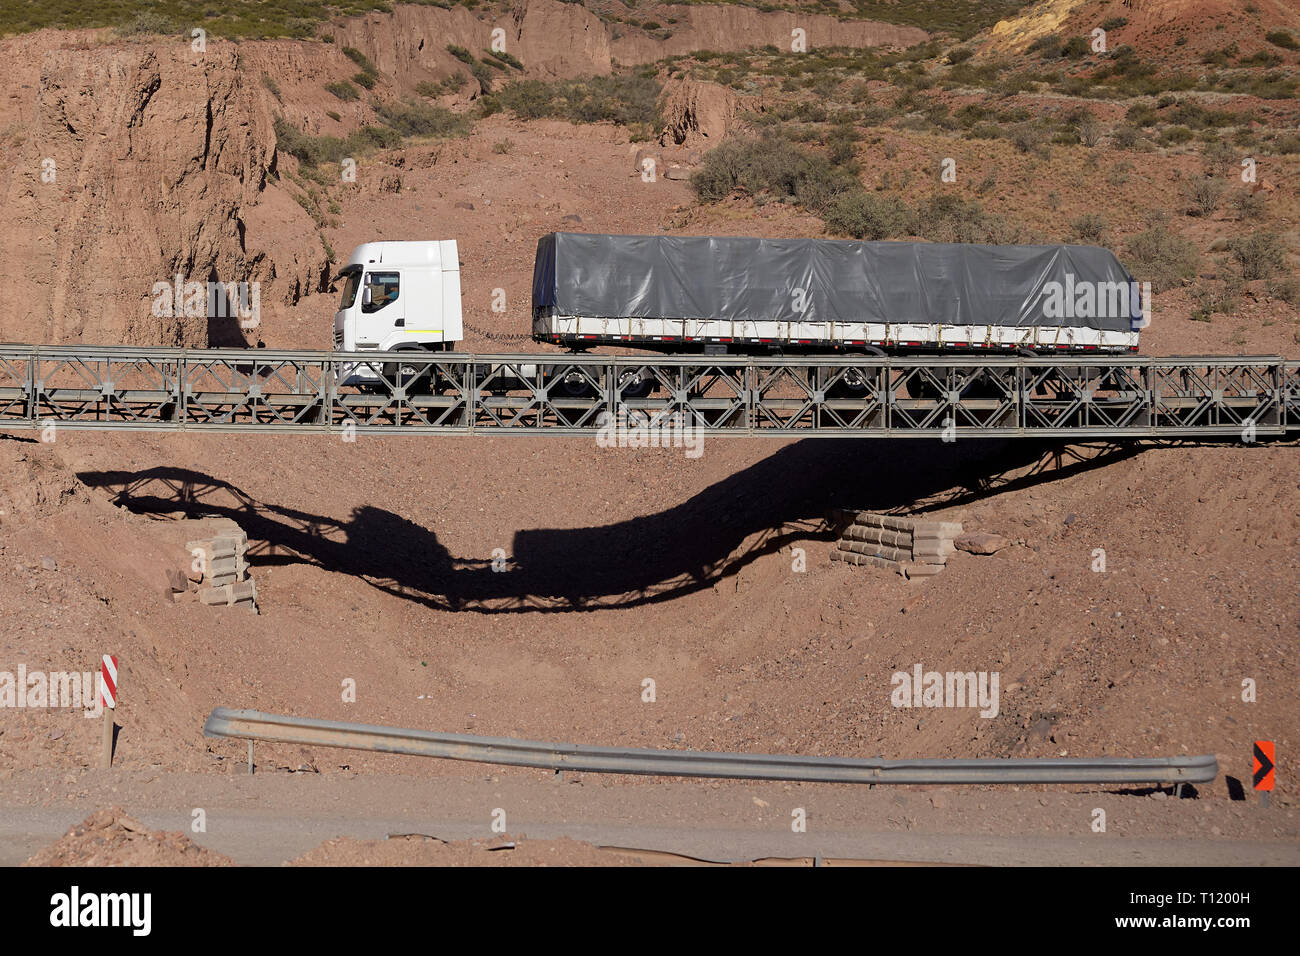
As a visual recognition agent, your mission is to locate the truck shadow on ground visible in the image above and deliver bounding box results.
[77,438,1143,613]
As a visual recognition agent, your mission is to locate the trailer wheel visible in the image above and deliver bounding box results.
[617,368,654,399]
[819,366,866,398]
[556,369,597,398]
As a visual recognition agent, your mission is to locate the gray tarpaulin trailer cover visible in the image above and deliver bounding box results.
[531,233,1144,352]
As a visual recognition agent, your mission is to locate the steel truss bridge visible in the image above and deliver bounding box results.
[0,346,1296,439]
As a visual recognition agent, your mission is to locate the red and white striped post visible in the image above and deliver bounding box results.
[99,655,117,769]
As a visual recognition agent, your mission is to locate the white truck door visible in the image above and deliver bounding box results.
[358,269,404,347]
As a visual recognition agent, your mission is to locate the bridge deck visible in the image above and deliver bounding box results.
[0,346,1296,438]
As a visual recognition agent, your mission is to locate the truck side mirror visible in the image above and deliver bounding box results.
[362,285,372,307]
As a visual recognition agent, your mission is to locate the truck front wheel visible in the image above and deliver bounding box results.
[383,349,432,394]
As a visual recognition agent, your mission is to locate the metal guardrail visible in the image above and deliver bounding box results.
[0,345,1296,437]
[203,708,1220,785]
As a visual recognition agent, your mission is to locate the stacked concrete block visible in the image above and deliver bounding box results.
[187,519,257,612]
[830,512,962,578]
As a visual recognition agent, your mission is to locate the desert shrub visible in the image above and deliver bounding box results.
[823,191,912,239]
[469,60,494,92]
[1199,140,1236,168]
[1186,178,1225,216]
[691,134,824,202]
[998,73,1037,96]
[353,72,376,90]
[373,100,470,138]
[1228,189,1266,220]
[415,79,449,98]
[1010,121,1047,154]
[825,124,861,166]
[116,12,178,35]
[1101,17,1128,31]
[1190,281,1238,322]
[342,47,377,75]
[493,74,660,127]
[1075,112,1103,146]
[912,193,1023,244]
[447,44,475,64]
[1265,30,1298,50]
[262,73,283,103]
[1107,160,1134,185]
[485,49,524,70]
[346,125,404,152]
[1227,232,1287,279]
[1110,125,1143,149]
[1061,36,1090,58]
[1069,212,1108,245]
[1028,34,1062,58]
[325,80,359,101]
[1239,50,1283,67]
[275,118,401,167]
[1125,103,1158,127]
[490,79,554,118]
[792,169,859,217]
[1266,277,1298,304]
[947,46,974,64]
[1165,102,1240,130]
[1270,133,1300,154]
[1158,125,1195,146]
[1124,224,1200,291]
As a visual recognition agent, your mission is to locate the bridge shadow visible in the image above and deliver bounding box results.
[76,438,1143,613]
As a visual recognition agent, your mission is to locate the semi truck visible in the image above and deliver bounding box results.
[333,240,463,387]
[333,233,1144,392]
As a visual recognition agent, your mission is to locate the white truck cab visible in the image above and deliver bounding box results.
[333,240,462,384]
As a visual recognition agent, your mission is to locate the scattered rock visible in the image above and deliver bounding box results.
[1029,718,1054,740]
[954,532,1011,555]
[40,556,57,571]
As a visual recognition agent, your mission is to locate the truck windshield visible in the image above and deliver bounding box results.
[338,271,361,311]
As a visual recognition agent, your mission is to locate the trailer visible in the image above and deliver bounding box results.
[530,232,1146,357]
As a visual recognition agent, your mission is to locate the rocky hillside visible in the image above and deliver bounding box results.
[0,34,328,346]
[0,0,924,348]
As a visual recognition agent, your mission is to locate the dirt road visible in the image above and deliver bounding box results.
[3,768,1295,865]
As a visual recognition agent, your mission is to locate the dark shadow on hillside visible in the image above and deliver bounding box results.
[77,438,1145,613]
